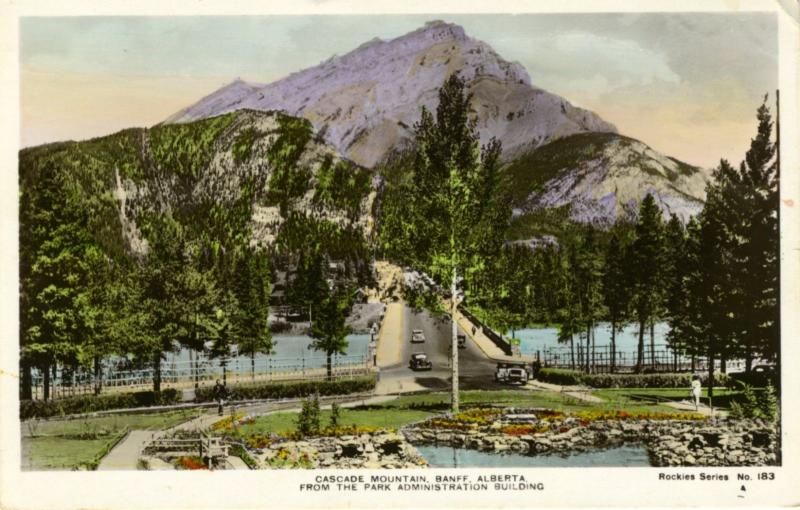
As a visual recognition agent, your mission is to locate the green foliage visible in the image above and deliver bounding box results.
[229,443,258,469]
[729,383,778,422]
[296,393,321,437]
[264,114,314,214]
[194,376,376,402]
[329,402,341,429]
[231,127,260,164]
[147,113,236,179]
[309,287,353,379]
[19,389,181,419]
[313,156,372,220]
[537,368,730,389]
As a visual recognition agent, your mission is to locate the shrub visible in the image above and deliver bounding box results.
[730,383,779,422]
[194,376,375,402]
[329,402,341,429]
[20,389,182,419]
[537,369,730,388]
[296,394,321,437]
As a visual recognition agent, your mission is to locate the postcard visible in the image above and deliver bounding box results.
[1,0,798,508]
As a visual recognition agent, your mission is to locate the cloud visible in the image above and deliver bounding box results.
[524,32,681,100]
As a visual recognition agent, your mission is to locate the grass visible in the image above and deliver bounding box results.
[23,436,121,471]
[21,409,201,471]
[593,388,744,411]
[221,388,696,440]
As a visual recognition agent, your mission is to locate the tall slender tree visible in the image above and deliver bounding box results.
[403,74,508,413]
[602,230,630,373]
[628,194,666,372]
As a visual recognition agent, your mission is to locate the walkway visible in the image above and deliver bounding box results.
[96,395,399,470]
[453,308,534,363]
[526,379,605,403]
[97,430,161,470]
[665,400,728,418]
[376,302,405,367]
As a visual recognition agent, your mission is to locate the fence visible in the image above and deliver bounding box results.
[535,343,721,373]
[28,354,371,401]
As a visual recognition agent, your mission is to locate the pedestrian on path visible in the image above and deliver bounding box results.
[213,379,227,416]
[690,374,702,410]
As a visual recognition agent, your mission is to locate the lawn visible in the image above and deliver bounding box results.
[222,388,691,439]
[21,409,201,470]
[593,388,742,410]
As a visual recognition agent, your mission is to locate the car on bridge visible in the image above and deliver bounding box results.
[409,352,433,371]
[411,329,426,343]
[495,363,530,385]
[457,334,466,349]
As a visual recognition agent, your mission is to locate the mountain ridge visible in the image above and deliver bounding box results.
[164,20,617,168]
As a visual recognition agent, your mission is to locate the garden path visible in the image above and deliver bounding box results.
[664,400,728,418]
[526,380,605,403]
[97,430,162,470]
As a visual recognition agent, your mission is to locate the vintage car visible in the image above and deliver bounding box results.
[494,362,530,384]
[457,334,467,349]
[411,329,426,343]
[409,352,433,371]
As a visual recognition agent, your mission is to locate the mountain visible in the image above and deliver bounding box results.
[505,132,710,229]
[164,20,617,168]
[20,110,375,259]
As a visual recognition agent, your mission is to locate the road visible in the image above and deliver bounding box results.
[377,305,509,393]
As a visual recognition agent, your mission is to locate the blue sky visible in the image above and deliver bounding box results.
[21,14,777,167]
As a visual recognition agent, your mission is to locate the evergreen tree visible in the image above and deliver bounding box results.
[602,229,630,373]
[309,287,353,380]
[628,194,666,372]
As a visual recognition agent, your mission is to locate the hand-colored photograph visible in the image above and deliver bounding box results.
[18,13,780,472]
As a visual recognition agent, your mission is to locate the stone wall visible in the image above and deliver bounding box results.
[254,431,428,469]
[404,418,778,467]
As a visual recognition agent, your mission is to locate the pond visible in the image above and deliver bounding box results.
[511,322,671,355]
[161,333,372,374]
[415,444,651,468]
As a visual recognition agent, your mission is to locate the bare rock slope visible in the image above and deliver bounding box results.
[165,20,617,168]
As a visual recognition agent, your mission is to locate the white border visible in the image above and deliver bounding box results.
[1,1,798,508]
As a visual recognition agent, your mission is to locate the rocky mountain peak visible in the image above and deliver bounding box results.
[165,21,613,167]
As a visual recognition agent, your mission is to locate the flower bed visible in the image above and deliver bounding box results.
[174,455,208,470]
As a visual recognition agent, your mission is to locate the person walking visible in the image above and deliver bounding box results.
[690,374,702,411]
[212,379,227,416]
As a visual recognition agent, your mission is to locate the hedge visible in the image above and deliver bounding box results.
[537,368,731,388]
[195,376,376,402]
[20,389,182,420]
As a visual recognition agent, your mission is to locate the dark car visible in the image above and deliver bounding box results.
[409,352,433,371]
[457,334,467,349]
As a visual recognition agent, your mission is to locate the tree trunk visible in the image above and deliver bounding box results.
[43,363,50,402]
[251,353,256,381]
[691,355,696,372]
[745,348,753,373]
[649,322,655,368]
[326,353,333,381]
[21,363,32,400]
[569,335,575,370]
[636,320,645,373]
[450,268,459,414]
[720,357,727,374]
[585,323,591,373]
[610,323,617,374]
[153,352,162,393]
[93,356,102,396]
[707,351,715,409]
[591,325,596,373]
